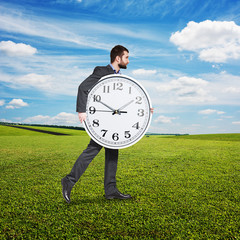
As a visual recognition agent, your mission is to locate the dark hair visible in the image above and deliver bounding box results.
[110,45,129,63]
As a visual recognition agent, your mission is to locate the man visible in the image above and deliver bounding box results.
[61,45,131,203]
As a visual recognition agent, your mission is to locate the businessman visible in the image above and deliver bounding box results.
[61,45,131,203]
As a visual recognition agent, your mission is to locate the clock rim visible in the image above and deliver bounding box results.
[83,74,152,149]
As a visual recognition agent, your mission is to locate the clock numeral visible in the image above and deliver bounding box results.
[89,106,96,114]
[112,133,119,141]
[113,82,123,90]
[129,87,132,94]
[101,129,108,137]
[138,109,144,117]
[132,122,140,129]
[103,85,110,93]
[136,96,142,104]
[92,119,99,127]
[124,131,131,139]
[93,95,101,102]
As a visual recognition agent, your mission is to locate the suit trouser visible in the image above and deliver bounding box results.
[65,139,118,195]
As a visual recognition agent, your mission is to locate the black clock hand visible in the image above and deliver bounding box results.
[88,108,127,114]
[94,110,114,113]
[95,110,127,113]
[112,110,127,115]
[99,100,115,112]
[112,100,134,115]
[98,100,128,115]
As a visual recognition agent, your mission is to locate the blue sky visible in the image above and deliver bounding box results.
[0,0,240,134]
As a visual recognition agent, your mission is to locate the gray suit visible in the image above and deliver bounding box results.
[65,65,119,195]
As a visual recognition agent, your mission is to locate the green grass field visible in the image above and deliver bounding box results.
[0,125,240,239]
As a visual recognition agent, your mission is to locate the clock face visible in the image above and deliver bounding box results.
[83,74,152,149]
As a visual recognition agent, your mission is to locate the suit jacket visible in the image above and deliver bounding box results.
[76,65,114,112]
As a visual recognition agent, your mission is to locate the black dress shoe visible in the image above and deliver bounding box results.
[61,177,72,203]
[105,190,132,200]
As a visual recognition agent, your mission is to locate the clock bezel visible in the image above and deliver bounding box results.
[83,74,152,149]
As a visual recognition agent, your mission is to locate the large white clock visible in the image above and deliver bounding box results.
[83,74,152,149]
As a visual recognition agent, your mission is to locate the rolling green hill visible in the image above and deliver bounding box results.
[0,125,239,239]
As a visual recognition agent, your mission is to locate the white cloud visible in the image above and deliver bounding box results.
[198,109,225,115]
[24,115,51,123]
[0,100,5,106]
[154,115,177,124]
[212,64,222,69]
[157,76,214,104]
[170,20,240,63]
[223,87,240,94]
[132,69,157,76]
[52,112,79,125]
[0,65,92,96]
[6,99,29,109]
[201,72,240,105]
[130,70,240,107]
[0,7,109,50]
[6,105,15,109]
[0,118,12,123]
[16,73,53,90]
[0,41,37,57]
[232,121,240,125]
[0,6,158,52]
[23,112,79,126]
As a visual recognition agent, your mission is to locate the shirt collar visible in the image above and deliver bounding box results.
[110,64,121,74]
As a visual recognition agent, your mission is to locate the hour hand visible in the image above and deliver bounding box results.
[112,110,127,115]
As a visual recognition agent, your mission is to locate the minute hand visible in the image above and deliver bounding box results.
[117,100,134,111]
[99,100,115,112]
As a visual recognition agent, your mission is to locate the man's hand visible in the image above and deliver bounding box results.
[150,108,154,114]
[78,112,87,123]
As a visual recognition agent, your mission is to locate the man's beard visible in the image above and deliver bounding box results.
[118,63,127,69]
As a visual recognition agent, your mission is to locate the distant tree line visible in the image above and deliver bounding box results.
[146,133,189,136]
